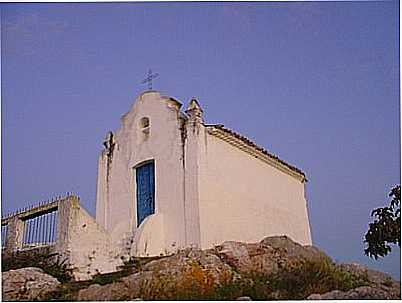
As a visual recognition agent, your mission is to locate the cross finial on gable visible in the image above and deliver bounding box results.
[141,69,159,91]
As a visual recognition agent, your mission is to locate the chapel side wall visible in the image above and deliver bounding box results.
[198,133,312,248]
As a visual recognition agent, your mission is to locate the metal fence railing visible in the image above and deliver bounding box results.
[1,194,75,251]
[1,194,119,281]
[22,209,58,248]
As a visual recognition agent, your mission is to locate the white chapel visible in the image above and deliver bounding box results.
[95,91,312,257]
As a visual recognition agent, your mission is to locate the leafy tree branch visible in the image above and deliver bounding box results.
[364,185,401,259]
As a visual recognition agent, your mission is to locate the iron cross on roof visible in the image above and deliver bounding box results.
[141,69,159,90]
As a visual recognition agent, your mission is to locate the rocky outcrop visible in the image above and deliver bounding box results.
[2,267,60,301]
[307,263,401,300]
[339,262,400,288]
[307,286,395,300]
[214,235,330,275]
[3,236,400,301]
[78,248,237,301]
[77,282,129,301]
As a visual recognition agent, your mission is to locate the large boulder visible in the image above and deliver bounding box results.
[214,240,279,275]
[260,235,330,262]
[78,248,236,301]
[2,267,60,301]
[214,235,331,276]
[77,282,129,301]
[141,247,236,283]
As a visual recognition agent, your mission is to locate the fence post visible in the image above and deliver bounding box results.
[5,216,24,253]
[55,196,80,261]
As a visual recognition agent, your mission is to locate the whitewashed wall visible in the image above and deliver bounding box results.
[197,129,312,248]
[95,91,312,258]
[95,92,188,256]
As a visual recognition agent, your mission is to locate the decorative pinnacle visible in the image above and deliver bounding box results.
[187,98,203,113]
[186,98,204,123]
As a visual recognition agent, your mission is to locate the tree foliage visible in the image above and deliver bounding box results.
[364,185,401,259]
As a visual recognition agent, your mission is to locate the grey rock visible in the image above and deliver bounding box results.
[78,248,236,301]
[306,293,322,300]
[260,235,331,263]
[338,263,401,299]
[339,262,398,286]
[215,235,331,276]
[77,282,129,301]
[307,286,396,300]
[2,267,60,301]
[215,240,279,276]
[236,296,252,300]
[142,247,236,284]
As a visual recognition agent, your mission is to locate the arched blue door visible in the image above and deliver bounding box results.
[136,161,155,227]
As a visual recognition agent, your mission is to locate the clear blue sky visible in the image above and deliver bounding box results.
[1,1,400,279]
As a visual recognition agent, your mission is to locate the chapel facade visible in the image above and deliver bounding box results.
[95,91,312,257]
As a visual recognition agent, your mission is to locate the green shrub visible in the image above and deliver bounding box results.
[258,258,370,300]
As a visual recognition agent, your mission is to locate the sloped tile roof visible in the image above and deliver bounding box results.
[205,124,307,182]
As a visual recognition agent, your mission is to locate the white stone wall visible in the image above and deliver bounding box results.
[132,213,165,257]
[68,205,121,280]
[57,197,121,281]
[95,92,188,255]
[197,130,312,248]
[95,91,312,258]
[2,196,122,281]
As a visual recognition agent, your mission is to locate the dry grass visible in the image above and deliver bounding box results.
[2,250,73,283]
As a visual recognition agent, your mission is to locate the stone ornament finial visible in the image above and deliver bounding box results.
[185,98,204,123]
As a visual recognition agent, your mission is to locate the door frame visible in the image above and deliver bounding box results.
[134,159,156,227]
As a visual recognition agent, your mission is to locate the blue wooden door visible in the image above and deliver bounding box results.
[136,161,155,227]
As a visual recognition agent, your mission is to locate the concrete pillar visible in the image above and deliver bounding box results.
[55,196,80,260]
[5,216,24,252]
[183,98,203,248]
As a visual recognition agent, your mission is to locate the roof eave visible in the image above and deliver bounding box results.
[206,125,307,183]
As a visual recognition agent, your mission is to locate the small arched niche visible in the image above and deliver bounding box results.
[139,117,150,135]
